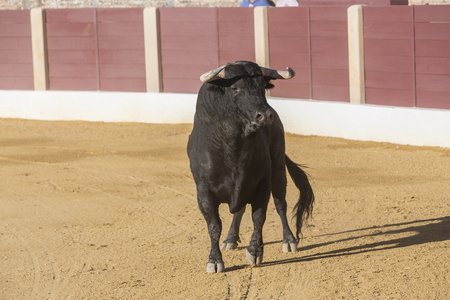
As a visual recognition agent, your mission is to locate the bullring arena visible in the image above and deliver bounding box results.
[1,2,450,300]
[1,116,449,299]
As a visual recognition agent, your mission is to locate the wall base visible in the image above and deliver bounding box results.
[0,90,448,148]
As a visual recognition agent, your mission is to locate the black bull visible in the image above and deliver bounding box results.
[187,61,315,273]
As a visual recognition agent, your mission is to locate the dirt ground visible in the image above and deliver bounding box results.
[0,118,449,300]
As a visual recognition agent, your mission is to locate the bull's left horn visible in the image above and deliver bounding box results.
[200,65,226,83]
[260,67,295,80]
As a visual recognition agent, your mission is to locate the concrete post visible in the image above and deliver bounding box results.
[144,7,163,93]
[348,5,365,104]
[30,8,48,90]
[254,7,269,68]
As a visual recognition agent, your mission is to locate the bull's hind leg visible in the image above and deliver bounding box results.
[221,206,245,250]
[272,166,298,252]
[198,192,225,273]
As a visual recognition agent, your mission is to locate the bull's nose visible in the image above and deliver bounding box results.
[255,109,274,126]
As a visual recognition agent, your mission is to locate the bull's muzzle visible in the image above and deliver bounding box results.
[255,109,274,126]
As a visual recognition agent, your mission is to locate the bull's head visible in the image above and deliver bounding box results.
[199,61,295,135]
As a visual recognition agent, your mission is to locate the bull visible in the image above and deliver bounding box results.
[187,61,314,273]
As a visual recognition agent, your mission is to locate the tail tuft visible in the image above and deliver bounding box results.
[285,155,315,241]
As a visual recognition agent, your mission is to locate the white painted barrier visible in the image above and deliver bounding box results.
[0,90,449,148]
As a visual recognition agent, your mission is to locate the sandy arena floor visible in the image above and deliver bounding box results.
[0,118,449,299]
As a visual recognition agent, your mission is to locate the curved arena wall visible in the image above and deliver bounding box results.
[0,90,448,148]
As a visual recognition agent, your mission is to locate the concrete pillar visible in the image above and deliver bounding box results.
[144,7,163,93]
[348,5,365,104]
[30,8,48,90]
[254,6,269,68]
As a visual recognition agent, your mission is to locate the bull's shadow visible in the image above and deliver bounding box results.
[228,216,449,271]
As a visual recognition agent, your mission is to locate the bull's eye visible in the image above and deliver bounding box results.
[231,86,239,93]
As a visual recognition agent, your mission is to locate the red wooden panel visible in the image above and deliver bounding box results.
[268,7,308,22]
[0,77,34,90]
[416,57,450,75]
[0,50,33,63]
[160,22,218,37]
[310,21,347,37]
[309,6,348,22]
[365,55,413,73]
[97,22,144,37]
[219,36,255,52]
[45,8,96,23]
[365,71,413,90]
[414,5,450,23]
[159,7,217,22]
[163,64,210,80]
[311,52,348,69]
[162,36,218,51]
[218,8,254,65]
[218,7,254,22]
[0,10,30,23]
[163,78,202,94]
[415,23,450,41]
[98,36,144,50]
[48,64,97,78]
[312,69,349,86]
[99,64,145,78]
[269,22,309,37]
[0,24,31,37]
[363,6,412,23]
[219,49,255,65]
[48,50,97,64]
[160,8,219,93]
[271,51,310,68]
[364,39,413,56]
[365,88,414,107]
[416,90,450,109]
[271,81,311,99]
[96,8,143,22]
[268,7,311,99]
[49,77,98,91]
[46,23,96,37]
[99,50,145,64]
[269,36,309,53]
[415,40,450,57]
[100,78,146,92]
[0,37,32,50]
[310,36,347,54]
[46,36,97,50]
[217,21,254,36]
[364,21,413,40]
[162,50,218,65]
[312,84,349,102]
[416,74,450,93]
[0,64,33,77]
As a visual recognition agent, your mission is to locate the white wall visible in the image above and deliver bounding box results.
[0,90,449,148]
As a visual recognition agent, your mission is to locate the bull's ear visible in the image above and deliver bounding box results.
[265,78,274,90]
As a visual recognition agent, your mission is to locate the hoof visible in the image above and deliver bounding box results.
[282,242,298,252]
[246,248,263,266]
[221,242,238,250]
[206,262,225,273]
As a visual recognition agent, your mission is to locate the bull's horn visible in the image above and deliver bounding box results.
[260,67,295,80]
[200,65,226,83]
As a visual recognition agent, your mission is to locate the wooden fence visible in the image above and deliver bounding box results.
[0,6,449,109]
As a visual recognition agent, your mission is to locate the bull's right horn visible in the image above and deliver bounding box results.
[260,67,295,80]
[200,65,226,83]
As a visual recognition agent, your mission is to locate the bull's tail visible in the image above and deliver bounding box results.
[285,154,315,241]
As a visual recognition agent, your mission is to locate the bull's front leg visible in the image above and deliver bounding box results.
[197,190,224,273]
[246,180,270,266]
[222,206,246,250]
